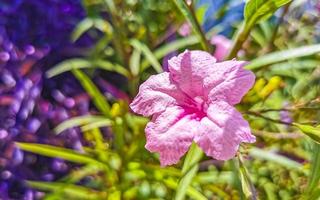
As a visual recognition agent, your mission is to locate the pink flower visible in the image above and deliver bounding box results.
[130,50,256,166]
[178,22,192,37]
[210,35,232,61]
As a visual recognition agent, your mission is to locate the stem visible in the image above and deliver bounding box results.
[263,2,291,53]
[175,143,203,200]
[187,3,212,52]
[227,22,250,59]
[103,0,127,66]
[173,0,211,52]
[246,111,292,125]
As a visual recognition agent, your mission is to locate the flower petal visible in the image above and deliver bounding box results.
[145,106,198,166]
[168,50,217,98]
[194,101,255,160]
[205,60,255,105]
[130,72,187,116]
[210,35,232,62]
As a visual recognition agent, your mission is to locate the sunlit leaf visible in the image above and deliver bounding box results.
[130,39,162,73]
[246,44,320,70]
[306,142,320,194]
[140,36,199,72]
[54,115,111,134]
[27,181,107,200]
[294,123,320,144]
[249,148,303,170]
[72,18,94,42]
[175,143,203,200]
[164,178,207,200]
[129,48,141,76]
[16,143,104,166]
[73,69,111,117]
[238,155,257,200]
[46,58,129,78]
[244,0,292,28]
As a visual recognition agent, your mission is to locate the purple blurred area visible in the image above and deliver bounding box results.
[0,1,96,199]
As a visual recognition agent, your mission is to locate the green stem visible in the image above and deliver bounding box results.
[173,0,211,52]
[227,22,250,59]
[175,143,203,200]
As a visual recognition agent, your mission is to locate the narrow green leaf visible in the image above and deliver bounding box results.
[93,60,129,77]
[80,119,113,132]
[54,115,111,134]
[62,164,104,183]
[46,58,129,78]
[16,143,103,165]
[175,143,203,200]
[238,155,257,200]
[249,148,303,170]
[140,36,199,72]
[246,44,320,70]
[92,18,112,34]
[73,69,111,117]
[72,18,94,42]
[294,123,320,144]
[307,142,320,193]
[47,59,91,78]
[27,181,106,199]
[130,39,162,73]
[129,49,141,76]
[244,0,292,28]
[172,0,210,51]
[164,179,207,200]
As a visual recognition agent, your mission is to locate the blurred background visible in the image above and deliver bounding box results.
[0,0,320,199]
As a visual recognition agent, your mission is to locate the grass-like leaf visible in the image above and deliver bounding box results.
[16,143,104,166]
[175,143,203,200]
[46,58,129,78]
[72,69,111,117]
[27,181,106,200]
[249,148,303,170]
[140,36,199,72]
[130,39,162,73]
[307,142,320,194]
[294,123,320,144]
[54,115,111,134]
[244,0,292,28]
[246,44,320,70]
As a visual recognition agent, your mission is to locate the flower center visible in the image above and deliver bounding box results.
[187,96,208,120]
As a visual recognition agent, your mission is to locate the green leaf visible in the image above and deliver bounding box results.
[130,39,162,73]
[172,0,210,51]
[307,142,320,194]
[47,59,91,78]
[62,164,104,183]
[294,123,320,144]
[164,179,207,200]
[129,49,141,76]
[238,155,257,200]
[27,181,106,199]
[92,18,112,34]
[246,44,320,70]
[46,58,129,78]
[72,18,94,42]
[244,0,292,28]
[93,60,130,77]
[140,36,199,72]
[249,148,303,170]
[16,143,103,165]
[54,115,111,134]
[175,143,203,200]
[72,69,111,117]
[80,119,113,132]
